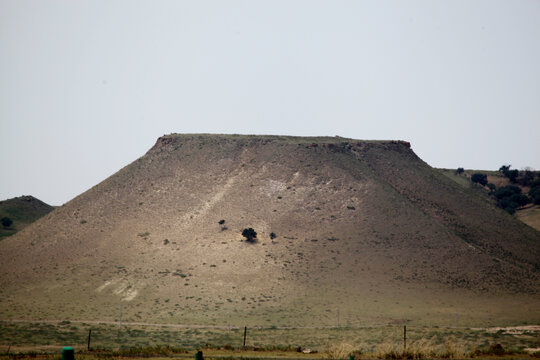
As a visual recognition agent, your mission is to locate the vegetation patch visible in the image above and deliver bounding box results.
[242,228,257,243]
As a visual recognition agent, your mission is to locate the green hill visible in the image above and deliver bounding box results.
[0,195,55,239]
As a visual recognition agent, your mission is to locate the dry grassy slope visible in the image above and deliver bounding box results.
[352,145,540,270]
[0,134,538,327]
[439,169,540,232]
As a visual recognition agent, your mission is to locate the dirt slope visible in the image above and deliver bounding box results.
[0,134,538,327]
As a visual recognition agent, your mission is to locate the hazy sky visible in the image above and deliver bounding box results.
[1,1,539,205]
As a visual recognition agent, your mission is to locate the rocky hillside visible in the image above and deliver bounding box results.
[0,134,538,327]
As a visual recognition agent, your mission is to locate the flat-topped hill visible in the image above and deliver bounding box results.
[0,134,538,327]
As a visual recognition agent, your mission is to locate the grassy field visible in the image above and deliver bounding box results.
[1,321,538,358]
[516,206,540,231]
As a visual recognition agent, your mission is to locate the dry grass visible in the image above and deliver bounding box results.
[407,338,436,359]
[375,337,470,359]
[516,205,540,231]
[324,342,357,359]
[441,337,468,359]
[375,342,401,359]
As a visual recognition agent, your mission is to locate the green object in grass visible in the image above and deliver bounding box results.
[62,347,74,360]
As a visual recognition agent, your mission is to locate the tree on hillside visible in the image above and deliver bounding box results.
[218,219,228,231]
[493,185,530,214]
[499,165,519,183]
[494,185,522,200]
[507,169,519,183]
[1,217,13,228]
[517,168,535,186]
[242,228,257,243]
[529,179,540,205]
[471,173,488,186]
[498,165,511,174]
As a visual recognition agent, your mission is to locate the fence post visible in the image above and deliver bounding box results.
[87,329,92,351]
[403,326,407,351]
[243,326,247,348]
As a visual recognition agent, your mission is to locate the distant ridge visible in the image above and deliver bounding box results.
[0,134,538,327]
[0,195,55,239]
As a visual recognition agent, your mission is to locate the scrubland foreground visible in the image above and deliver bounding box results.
[0,321,539,359]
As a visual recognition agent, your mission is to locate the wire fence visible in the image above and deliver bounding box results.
[0,320,537,357]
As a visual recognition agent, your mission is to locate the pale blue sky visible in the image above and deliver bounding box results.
[1,0,539,205]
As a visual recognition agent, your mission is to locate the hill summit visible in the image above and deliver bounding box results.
[0,134,538,326]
